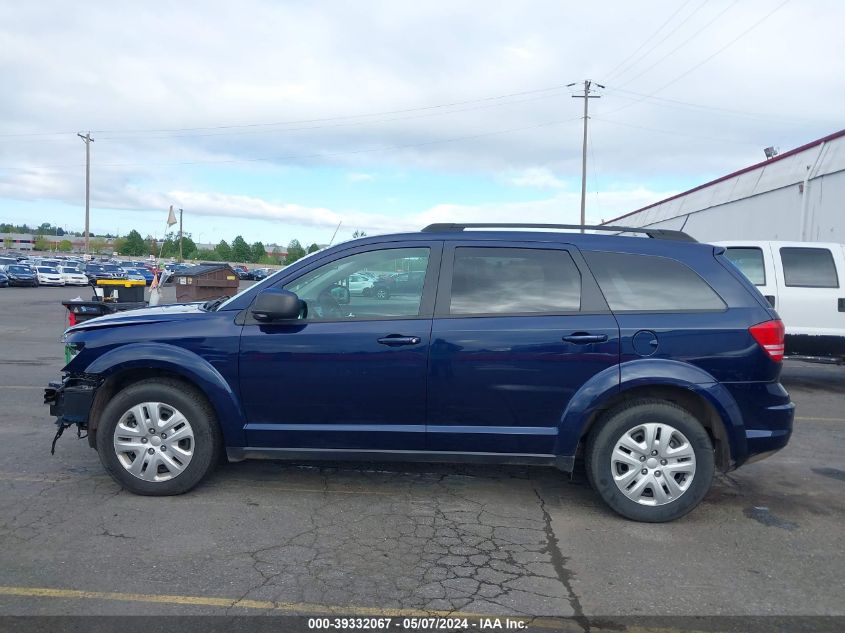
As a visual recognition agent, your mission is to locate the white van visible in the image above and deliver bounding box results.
[716,241,845,363]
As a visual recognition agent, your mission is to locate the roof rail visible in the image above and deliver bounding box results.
[420,223,697,242]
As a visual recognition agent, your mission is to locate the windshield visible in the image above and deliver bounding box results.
[62,267,79,273]
[38,267,58,273]
[102,264,121,272]
[9,265,30,274]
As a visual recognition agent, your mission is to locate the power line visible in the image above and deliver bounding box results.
[599,0,791,118]
[0,83,574,140]
[603,0,696,82]
[616,0,740,89]
[0,116,583,173]
[592,116,759,146]
[605,0,708,84]
[603,86,831,125]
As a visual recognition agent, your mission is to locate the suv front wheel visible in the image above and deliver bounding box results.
[586,399,715,522]
[96,378,222,495]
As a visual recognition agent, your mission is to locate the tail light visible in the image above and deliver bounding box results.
[67,311,77,327]
[749,319,785,362]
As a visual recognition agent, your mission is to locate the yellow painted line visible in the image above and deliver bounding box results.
[0,586,720,632]
[796,416,845,422]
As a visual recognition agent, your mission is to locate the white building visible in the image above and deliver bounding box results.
[604,129,845,243]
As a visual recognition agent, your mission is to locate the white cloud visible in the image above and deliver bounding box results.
[507,167,567,189]
[0,0,841,241]
[347,172,376,182]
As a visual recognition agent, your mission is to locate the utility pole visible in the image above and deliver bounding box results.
[568,81,602,232]
[178,208,183,262]
[77,132,94,254]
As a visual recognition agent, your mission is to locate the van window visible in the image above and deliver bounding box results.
[780,247,839,288]
[584,251,726,312]
[449,247,581,315]
[724,247,766,286]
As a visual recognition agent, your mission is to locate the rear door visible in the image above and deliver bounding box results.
[426,241,619,456]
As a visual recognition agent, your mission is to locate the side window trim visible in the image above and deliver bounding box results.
[433,241,609,318]
[243,241,443,323]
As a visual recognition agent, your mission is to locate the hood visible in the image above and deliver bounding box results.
[67,302,206,332]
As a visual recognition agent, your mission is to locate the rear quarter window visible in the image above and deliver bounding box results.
[583,251,726,312]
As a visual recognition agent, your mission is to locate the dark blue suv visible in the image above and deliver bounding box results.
[45,224,794,522]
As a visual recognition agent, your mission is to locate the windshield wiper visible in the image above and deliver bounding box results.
[201,296,229,312]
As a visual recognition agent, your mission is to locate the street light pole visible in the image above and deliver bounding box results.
[76,132,94,254]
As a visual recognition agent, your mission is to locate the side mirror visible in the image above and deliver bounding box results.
[251,289,302,322]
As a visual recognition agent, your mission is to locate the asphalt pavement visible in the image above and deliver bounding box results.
[0,285,843,628]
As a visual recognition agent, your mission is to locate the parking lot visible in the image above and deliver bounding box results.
[0,285,843,628]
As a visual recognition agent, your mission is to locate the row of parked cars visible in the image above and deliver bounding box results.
[0,255,157,288]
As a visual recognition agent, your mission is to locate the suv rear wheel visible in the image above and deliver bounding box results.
[586,399,715,522]
[96,378,221,495]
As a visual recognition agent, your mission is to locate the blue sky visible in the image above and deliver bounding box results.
[1,0,841,247]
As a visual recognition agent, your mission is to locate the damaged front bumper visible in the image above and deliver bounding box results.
[44,375,100,453]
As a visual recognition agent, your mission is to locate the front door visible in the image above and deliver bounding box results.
[427,243,620,456]
[239,243,440,451]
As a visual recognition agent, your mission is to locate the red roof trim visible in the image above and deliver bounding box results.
[603,127,845,224]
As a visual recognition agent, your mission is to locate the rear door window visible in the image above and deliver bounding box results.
[779,247,839,288]
[583,251,725,312]
[724,247,766,286]
[448,247,581,315]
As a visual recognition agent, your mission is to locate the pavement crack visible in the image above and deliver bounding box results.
[534,486,589,632]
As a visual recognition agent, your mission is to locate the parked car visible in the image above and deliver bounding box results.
[35,266,64,286]
[0,271,8,287]
[251,268,269,281]
[368,270,426,300]
[123,267,155,285]
[45,223,794,522]
[2,264,38,286]
[718,241,845,363]
[83,262,126,282]
[121,268,149,283]
[60,266,89,286]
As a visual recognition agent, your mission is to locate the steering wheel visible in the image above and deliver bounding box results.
[315,286,343,319]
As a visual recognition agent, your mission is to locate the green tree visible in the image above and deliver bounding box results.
[58,239,73,252]
[250,241,265,263]
[231,235,251,262]
[352,230,367,238]
[122,230,147,256]
[215,240,232,261]
[284,239,306,265]
[90,237,107,254]
[180,236,198,260]
[34,235,49,251]
[307,243,320,254]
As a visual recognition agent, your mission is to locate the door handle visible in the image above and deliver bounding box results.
[562,333,608,344]
[377,335,422,346]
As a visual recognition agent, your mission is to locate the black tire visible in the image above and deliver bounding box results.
[375,287,390,300]
[96,378,222,496]
[585,399,715,522]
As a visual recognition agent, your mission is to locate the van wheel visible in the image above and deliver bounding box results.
[96,378,221,496]
[585,399,714,522]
